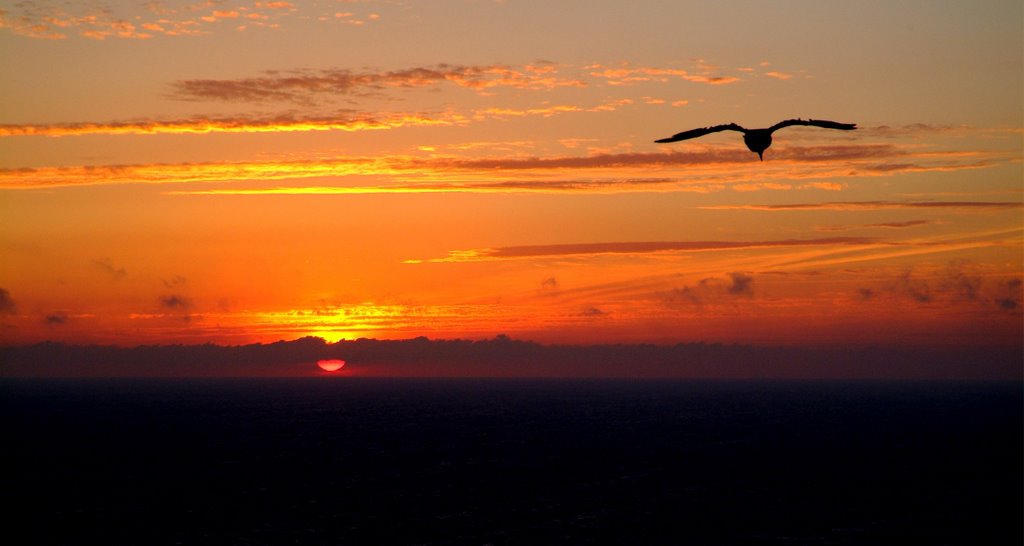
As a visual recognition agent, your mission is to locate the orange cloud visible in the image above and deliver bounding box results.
[0,111,466,137]
[170,63,586,103]
[472,98,633,120]
[586,63,740,86]
[1,143,1004,191]
[703,201,1024,211]
[0,1,299,40]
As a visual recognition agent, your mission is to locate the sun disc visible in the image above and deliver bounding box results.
[317,359,346,372]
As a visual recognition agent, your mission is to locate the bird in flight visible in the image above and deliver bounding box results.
[654,118,857,160]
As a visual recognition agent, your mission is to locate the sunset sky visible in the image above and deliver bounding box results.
[1,0,1021,348]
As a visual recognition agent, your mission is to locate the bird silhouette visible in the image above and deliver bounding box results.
[654,118,857,160]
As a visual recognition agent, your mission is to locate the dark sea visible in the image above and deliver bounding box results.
[3,378,1021,545]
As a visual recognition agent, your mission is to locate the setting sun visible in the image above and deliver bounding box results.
[316,359,346,372]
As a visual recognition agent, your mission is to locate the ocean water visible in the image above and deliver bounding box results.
[3,378,1021,545]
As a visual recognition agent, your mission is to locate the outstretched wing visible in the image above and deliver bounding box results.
[654,123,745,143]
[768,118,857,133]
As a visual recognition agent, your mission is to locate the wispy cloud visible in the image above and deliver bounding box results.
[159,294,193,310]
[816,220,931,232]
[169,63,586,103]
[585,62,740,86]
[0,111,465,137]
[93,258,127,280]
[414,237,878,263]
[704,201,1024,211]
[1,142,1004,191]
[662,272,755,306]
[858,263,1023,312]
[0,1,316,40]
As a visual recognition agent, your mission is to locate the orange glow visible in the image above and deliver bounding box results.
[0,112,464,137]
[1,3,1021,359]
[316,359,346,372]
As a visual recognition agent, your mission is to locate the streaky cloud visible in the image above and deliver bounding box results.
[418,237,878,263]
[704,201,1024,211]
[0,111,464,137]
[0,144,1004,190]
[817,220,931,232]
[169,63,586,103]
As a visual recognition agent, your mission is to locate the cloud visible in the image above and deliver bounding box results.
[817,220,931,232]
[44,312,68,325]
[0,143,1004,191]
[0,111,465,137]
[585,63,740,86]
[858,264,1022,311]
[896,271,932,303]
[418,237,876,262]
[471,98,634,120]
[704,201,1024,211]
[169,63,586,103]
[0,96,638,139]
[0,1,302,40]
[943,261,982,302]
[93,258,127,280]
[0,287,16,314]
[727,272,754,296]
[996,279,1022,310]
[163,275,188,289]
[159,294,193,310]
[663,272,755,306]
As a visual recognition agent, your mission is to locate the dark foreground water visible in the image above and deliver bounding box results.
[3,378,1021,545]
